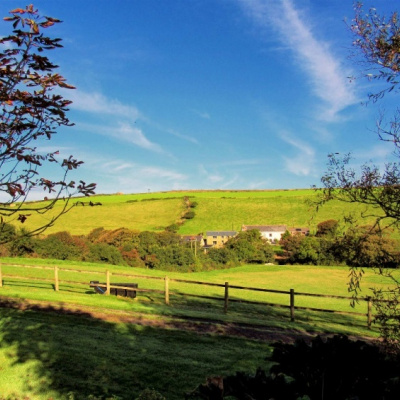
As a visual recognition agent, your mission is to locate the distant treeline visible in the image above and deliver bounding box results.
[0,224,275,272]
[0,219,398,271]
[279,219,400,269]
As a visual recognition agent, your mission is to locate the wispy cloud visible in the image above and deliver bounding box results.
[139,166,186,181]
[71,90,199,148]
[69,90,141,121]
[116,123,164,153]
[80,154,188,193]
[191,109,211,120]
[280,133,316,176]
[199,164,224,184]
[76,121,164,153]
[237,0,357,121]
[166,128,199,144]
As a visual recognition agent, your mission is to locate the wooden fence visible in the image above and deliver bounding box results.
[0,263,374,329]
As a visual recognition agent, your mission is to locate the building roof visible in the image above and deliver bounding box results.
[206,231,237,236]
[242,225,287,232]
[181,235,203,242]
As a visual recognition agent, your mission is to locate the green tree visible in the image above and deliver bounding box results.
[87,243,125,265]
[207,247,238,265]
[317,2,400,351]
[35,231,89,260]
[226,229,274,264]
[0,5,95,239]
[316,219,339,237]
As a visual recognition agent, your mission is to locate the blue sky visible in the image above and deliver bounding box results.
[1,0,398,197]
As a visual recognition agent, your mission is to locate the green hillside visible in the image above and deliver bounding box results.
[17,189,384,236]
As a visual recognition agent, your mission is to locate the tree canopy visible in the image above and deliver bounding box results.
[0,5,95,239]
[317,2,400,352]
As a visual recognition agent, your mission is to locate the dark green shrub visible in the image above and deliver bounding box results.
[207,247,238,265]
[87,243,125,265]
[138,231,158,256]
[316,219,339,237]
[135,389,165,400]
[156,231,182,246]
[0,222,16,243]
[188,335,400,400]
[183,211,195,219]
[165,223,180,233]
[149,245,196,269]
[9,229,36,257]
[35,231,88,260]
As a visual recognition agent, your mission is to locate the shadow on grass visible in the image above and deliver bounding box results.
[0,298,270,400]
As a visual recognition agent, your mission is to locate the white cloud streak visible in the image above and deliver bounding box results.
[191,109,211,120]
[280,133,316,176]
[69,90,140,121]
[76,121,164,153]
[237,0,357,121]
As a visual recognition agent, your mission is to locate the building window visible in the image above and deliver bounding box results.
[213,241,217,245]
[213,236,217,239]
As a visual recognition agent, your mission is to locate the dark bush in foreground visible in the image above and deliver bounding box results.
[187,335,400,400]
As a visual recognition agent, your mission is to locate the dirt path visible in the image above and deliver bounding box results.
[0,296,374,344]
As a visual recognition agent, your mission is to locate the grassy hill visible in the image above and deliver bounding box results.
[17,189,383,236]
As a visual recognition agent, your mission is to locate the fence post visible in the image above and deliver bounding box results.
[106,270,110,295]
[367,296,372,329]
[290,289,295,322]
[54,266,59,292]
[224,282,229,313]
[165,276,170,305]
[0,263,2,288]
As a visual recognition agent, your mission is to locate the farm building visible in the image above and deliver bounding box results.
[241,225,287,242]
[181,235,205,246]
[242,225,310,242]
[205,231,237,248]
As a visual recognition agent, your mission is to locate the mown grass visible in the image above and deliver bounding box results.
[13,189,386,236]
[0,257,394,399]
[0,258,392,338]
[0,307,271,399]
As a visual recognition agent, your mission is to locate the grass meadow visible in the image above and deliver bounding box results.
[14,189,386,236]
[0,258,395,399]
[0,257,391,336]
[0,307,271,399]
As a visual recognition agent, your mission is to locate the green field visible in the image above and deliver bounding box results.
[0,257,390,336]
[15,189,386,236]
[0,307,271,400]
[0,257,394,399]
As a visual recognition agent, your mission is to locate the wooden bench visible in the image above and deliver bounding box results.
[90,281,138,298]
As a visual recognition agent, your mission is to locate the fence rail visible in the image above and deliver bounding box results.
[0,263,374,328]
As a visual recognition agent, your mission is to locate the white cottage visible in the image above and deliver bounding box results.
[241,225,287,242]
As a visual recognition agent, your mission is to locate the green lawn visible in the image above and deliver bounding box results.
[0,258,390,338]
[0,257,393,399]
[0,307,271,400]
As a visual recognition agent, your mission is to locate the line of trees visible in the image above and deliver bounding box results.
[279,219,400,268]
[0,224,275,272]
